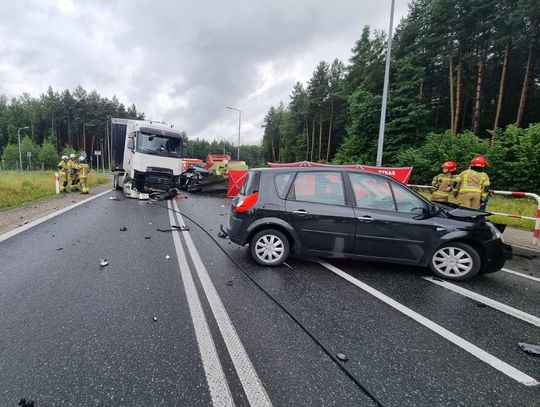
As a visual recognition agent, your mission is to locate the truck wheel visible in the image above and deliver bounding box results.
[429,242,481,281]
[113,174,119,189]
[250,229,290,266]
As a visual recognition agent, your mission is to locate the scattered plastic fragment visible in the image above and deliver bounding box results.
[18,399,34,407]
[109,196,118,201]
[24,221,28,224]
[226,280,233,286]
[165,255,170,260]
[153,317,158,322]
[172,225,190,231]
[99,259,109,267]
[56,248,63,251]
[120,227,127,231]
[518,342,540,356]
[218,224,228,238]
[145,236,151,240]
[220,205,225,208]
[336,352,348,362]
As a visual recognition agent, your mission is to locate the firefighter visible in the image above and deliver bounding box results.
[57,155,70,192]
[453,155,490,210]
[68,153,81,192]
[431,161,457,203]
[78,156,90,194]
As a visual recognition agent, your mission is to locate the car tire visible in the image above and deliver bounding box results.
[250,229,290,267]
[429,242,481,281]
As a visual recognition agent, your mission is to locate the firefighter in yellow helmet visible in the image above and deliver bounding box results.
[431,161,457,203]
[57,155,70,192]
[68,153,81,192]
[78,156,90,194]
[453,155,490,209]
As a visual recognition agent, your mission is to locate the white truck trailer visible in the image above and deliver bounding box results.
[111,118,187,199]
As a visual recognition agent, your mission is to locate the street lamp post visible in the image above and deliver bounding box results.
[226,106,241,160]
[17,126,30,171]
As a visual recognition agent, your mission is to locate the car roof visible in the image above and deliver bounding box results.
[252,166,385,176]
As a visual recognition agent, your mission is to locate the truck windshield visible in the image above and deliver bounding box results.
[136,132,184,157]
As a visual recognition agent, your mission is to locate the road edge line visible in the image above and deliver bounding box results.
[0,189,113,243]
[502,268,540,283]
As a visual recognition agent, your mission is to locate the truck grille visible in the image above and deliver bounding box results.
[146,173,173,190]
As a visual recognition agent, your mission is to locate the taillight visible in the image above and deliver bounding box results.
[234,192,258,213]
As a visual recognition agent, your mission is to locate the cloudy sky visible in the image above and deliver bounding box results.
[0,0,409,145]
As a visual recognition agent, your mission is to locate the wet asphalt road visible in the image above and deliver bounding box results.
[0,191,538,406]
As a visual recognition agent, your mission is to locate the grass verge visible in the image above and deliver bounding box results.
[0,171,110,211]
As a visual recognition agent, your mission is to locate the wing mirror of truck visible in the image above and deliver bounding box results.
[127,138,134,150]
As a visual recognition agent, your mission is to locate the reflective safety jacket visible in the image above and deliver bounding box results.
[431,172,456,198]
[78,163,89,178]
[455,169,490,199]
[57,160,69,173]
[68,160,80,175]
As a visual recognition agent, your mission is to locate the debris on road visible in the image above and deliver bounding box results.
[218,224,228,238]
[165,255,170,260]
[99,259,109,267]
[227,280,233,286]
[144,236,151,240]
[173,225,190,231]
[56,248,63,251]
[109,196,118,201]
[18,399,34,407]
[152,317,158,322]
[518,342,540,356]
[336,352,348,362]
[283,262,293,270]
[120,227,127,231]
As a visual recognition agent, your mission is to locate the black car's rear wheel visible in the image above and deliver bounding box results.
[429,242,481,281]
[250,229,289,266]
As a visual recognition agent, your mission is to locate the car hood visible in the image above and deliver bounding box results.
[434,202,490,220]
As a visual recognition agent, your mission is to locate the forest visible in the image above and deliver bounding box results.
[1,0,539,191]
[261,0,540,190]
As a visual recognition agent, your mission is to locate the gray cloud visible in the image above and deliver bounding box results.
[0,0,409,145]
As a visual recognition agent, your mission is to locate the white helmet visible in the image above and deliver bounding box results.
[78,156,86,162]
[69,153,76,159]
[61,155,68,160]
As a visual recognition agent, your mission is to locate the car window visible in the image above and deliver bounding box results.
[274,173,293,198]
[289,171,345,205]
[240,170,259,195]
[391,182,427,213]
[348,172,396,211]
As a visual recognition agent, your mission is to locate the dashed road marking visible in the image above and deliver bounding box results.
[423,277,540,327]
[502,268,540,284]
[318,260,539,387]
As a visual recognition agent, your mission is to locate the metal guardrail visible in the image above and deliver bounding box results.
[408,184,540,246]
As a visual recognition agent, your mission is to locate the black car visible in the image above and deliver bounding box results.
[227,167,512,281]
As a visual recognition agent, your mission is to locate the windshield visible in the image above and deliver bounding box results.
[136,132,184,157]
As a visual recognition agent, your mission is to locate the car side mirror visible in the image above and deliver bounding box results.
[412,206,433,220]
[127,138,134,150]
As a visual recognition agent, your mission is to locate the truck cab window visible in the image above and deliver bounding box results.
[137,132,183,157]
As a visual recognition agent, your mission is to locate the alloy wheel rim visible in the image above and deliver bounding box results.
[432,246,473,277]
[255,234,284,263]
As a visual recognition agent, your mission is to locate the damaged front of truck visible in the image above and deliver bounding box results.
[112,118,187,199]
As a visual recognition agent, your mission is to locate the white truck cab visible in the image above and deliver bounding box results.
[111,118,187,198]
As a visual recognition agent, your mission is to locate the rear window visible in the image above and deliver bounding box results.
[274,173,293,198]
[239,170,260,195]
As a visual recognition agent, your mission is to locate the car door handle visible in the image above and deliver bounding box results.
[292,209,309,215]
[357,215,374,222]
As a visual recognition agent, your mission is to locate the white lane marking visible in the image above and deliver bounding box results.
[502,268,540,284]
[0,189,112,243]
[317,260,539,387]
[173,200,273,406]
[167,201,234,406]
[423,277,540,328]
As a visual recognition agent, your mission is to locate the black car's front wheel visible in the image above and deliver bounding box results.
[429,242,481,281]
[250,229,290,266]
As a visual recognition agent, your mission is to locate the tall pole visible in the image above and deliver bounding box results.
[376,0,395,167]
[226,106,241,160]
[17,126,29,171]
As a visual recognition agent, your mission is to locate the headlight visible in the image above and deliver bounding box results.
[487,222,503,241]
